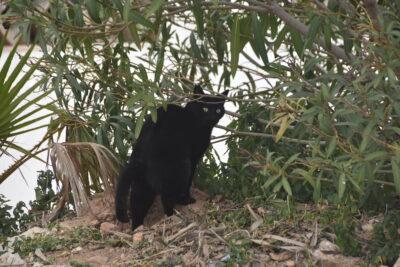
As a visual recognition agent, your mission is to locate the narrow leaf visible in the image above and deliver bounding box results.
[230,15,240,77]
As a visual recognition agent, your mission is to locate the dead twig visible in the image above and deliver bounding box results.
[263,233,307,248]
[166,222,198,243]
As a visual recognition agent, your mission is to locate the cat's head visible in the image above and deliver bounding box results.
[185,84,229,126]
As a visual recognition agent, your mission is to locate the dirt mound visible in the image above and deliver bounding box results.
[2,189,373,266]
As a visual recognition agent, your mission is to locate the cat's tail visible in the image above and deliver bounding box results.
[115,161,142,222]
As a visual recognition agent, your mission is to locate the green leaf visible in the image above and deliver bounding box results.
[275,115,290,142]
[124,3,154,30]
[155,49,164,83]
[274,25,288,53]
[215,22,226,64]
[282,177,293,196]
[262,174,280,190]
[83,38,94,63]
[313,176,321,202]
[304,16,321,51]
[348,176,363,194]
[192,0,204,39]
[85,0,101,23]
[190,32,202,59]
[364,151,387,161]
[323,19,332,50]
[343,34,353,55]
[360,119,376,153]
[391,157,400,194]
[150,108,157,123]
[134,109,146,139]
[284,153,300,168]
[293,168,315,187]
[251,12,269,66]
[326,137,337,157]
[146,0,164,16]
[290,27,303,58]
[138,64,149,83]
[338,173,346,200]
[230,15,240,77]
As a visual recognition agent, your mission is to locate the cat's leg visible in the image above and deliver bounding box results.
[176,158,197,205]
[130,181,155,231]
[161,193,175,216]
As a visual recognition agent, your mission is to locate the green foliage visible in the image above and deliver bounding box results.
[226,239,252,266]
[12,226,102,257]
[13,235,65,256]
[0,34,53,183]
[370,211,400,265]
[29,170,73,222]
[333,222,362,257]
[4,0,400,213]
[0,170,71,242]
[29,170,56,213]
[0,195,32,242]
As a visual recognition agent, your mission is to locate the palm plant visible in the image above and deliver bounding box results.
[0,32,53,183]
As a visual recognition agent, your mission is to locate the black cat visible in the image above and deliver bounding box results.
[115,84,228,231]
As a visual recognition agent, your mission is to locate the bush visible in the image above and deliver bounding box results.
[0,195,31,242]
[370,211,400,265]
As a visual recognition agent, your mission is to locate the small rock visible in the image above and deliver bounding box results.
[182,251,195,265]
[34,248,49,263]
[221,254,231,262]
[257,207,267,215]
[249,261,262,267]
[286,260,296,267]
[87,255,109,265]
[313,249,364,267]
[202,243,210,258]
[361,222,374,232]
[213,195,223,202]
[71,246,83,254]
[0,251,27,267]
[318,239,340,253]
[89,219,100,227]
[132,225,144,243]
[394,257,400,267]
[100,222,116,232]
[7,227,50,245]
[270,251,291,262]
[98,211,113,221]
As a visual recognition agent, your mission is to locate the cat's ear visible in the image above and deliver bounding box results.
[222,90,229,97]
[194,84,204,95]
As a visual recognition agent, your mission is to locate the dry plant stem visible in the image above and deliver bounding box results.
[263,233,307,248]
[166,222,198,243]
[208,228,228,245]
[102,229,132,240]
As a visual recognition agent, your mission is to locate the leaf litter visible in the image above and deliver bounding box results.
[1,188,384,266]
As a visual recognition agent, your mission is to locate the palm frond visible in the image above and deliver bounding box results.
[50,142,120,217]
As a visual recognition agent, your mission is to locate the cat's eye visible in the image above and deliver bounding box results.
[203,107,209,112]
[216,108,221,114]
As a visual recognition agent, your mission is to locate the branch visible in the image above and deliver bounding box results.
[225,110,295,130]
[338,0,357,16]
[245,0,355,63]
[215,125,325,145]
[363,0,380,31]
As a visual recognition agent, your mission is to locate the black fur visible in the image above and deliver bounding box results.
[115,85,228,230]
